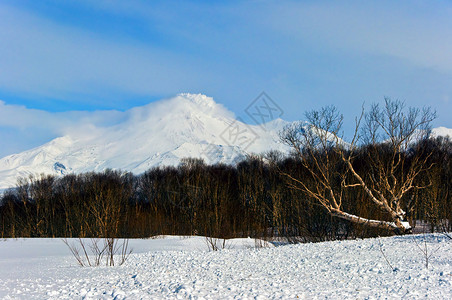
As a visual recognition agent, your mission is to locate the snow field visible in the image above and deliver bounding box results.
[0,234,451,299]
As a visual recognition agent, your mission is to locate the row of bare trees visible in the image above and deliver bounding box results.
[0,99,450,240]
[0,170,133,238]
[0,137,450,240]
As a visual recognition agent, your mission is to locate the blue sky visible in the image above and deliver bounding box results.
[0,0,451,157]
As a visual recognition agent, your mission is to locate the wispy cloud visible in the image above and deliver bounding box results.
[253,1,452,73]
[0,100,125,157]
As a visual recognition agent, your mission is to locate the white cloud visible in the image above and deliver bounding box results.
[0,100,126,157]
[0,100,124,133]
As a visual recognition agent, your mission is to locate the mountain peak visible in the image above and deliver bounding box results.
[177,93,216,108]
[0,94,290,190]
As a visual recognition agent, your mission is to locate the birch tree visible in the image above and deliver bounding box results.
[280,98,436,234]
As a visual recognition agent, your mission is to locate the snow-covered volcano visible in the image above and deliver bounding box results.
[1,93,450,191]
[0,94,291,190]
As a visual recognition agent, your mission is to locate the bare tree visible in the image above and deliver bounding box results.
[204,236,231,251]
[280,98,436,234]
[63,238,132,267]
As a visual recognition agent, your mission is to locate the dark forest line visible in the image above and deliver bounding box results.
[1,137,451,241]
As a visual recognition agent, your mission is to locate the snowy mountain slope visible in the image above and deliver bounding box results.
[432,126,452,138]
[1,93,450,191]
[0,94,291,190]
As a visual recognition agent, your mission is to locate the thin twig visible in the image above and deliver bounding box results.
[377,237,396,272]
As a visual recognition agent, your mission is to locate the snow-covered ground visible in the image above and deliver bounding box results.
[0,234,451,299]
